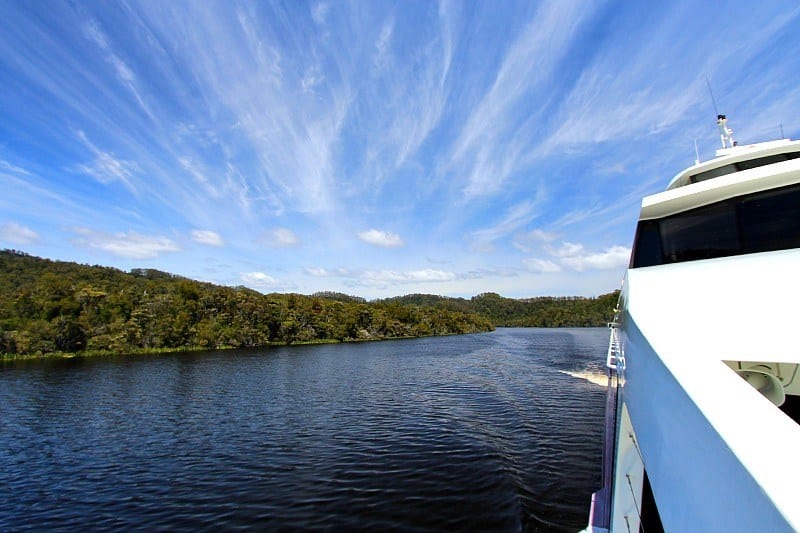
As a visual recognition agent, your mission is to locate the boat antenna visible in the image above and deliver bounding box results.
[780,123,785,139]
[694,139,700,165]
[706,77,735,148]
[705,76,719,117]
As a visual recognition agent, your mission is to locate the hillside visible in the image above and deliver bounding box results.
[0,250,493,357]
[377,291,619,327]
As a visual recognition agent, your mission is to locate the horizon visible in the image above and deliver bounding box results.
[2,2,799,299]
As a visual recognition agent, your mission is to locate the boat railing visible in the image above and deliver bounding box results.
[606,322,621,370]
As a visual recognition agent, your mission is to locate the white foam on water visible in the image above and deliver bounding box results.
[560,370,608,387]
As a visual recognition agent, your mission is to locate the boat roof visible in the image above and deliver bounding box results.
[639,138,800,220]
[666,138,800,189]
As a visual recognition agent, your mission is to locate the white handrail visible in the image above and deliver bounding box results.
[606,323,621,370]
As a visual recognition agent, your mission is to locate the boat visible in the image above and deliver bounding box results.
[583,115,800,532]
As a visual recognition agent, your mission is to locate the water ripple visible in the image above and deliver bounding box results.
[0,328,607,532]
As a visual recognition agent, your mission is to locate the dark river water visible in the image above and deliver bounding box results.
[0,327,608,532]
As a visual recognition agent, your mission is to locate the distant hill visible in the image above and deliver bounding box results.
[0,250,619,358]
[0,250,493,357]
[377,291,619,327]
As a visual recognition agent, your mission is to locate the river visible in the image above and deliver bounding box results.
[0,327,608,531]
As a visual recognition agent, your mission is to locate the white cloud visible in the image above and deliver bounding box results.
[260,228,299,247]
[241,271,296,292]
[547,241,585,258]
[305,265,457,287]
[513,228,559,252]
[560,246,631,272]
[462,267,518,279]
[191,229,224,247]
[0,222,39,244]
[523,258,561,273]
[539,240,629,272]
[406,269,456,282]
[73,229,180,259]
[357,228,403,248]
[359,268,456,286]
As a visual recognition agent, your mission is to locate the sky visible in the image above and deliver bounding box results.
[1,1,799,299]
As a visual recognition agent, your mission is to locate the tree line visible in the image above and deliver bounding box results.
[0,250,493,357]
[377,291,620,327]
[0,250,619,358]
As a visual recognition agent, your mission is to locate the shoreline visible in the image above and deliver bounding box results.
[0,330,489,362]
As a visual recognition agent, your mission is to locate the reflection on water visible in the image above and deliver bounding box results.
[0,327,607,532]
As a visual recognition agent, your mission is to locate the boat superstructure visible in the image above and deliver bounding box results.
[585,116,800,532]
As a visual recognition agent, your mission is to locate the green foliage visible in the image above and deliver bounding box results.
[0,250,619,359]
[376,290,620,327]
[0,250,494,357]
[310,291,366,304]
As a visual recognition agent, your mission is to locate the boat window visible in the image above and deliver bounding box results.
[739,186,800,253]
[660,202,739,262]
[631,183,800,268]
[691,163,737,183]
[689,151,800,183]
[630,221,662,268]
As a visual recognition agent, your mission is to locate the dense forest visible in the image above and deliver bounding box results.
[377,291,620,327]
[0,250,618,358]
[0,251,493,357]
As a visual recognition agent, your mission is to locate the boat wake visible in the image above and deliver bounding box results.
[560,370,608,387]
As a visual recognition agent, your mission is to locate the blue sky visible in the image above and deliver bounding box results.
[1,1,799,299]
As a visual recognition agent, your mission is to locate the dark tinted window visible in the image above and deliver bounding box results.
[630,221,662,268]
[631,184,800,268]
[739,186,800,252]
[690,151,800,183]
[660,202,739,262]
[692,164,737,183]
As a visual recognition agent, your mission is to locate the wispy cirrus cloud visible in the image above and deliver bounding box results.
[471,197,543,252]
[441,1,597,199]
[83,19,152,119]
[537,3,800,159]
[75,130,139,194]
[311,2,329,26]
[2,1,799,299]
[0,160,33,176]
